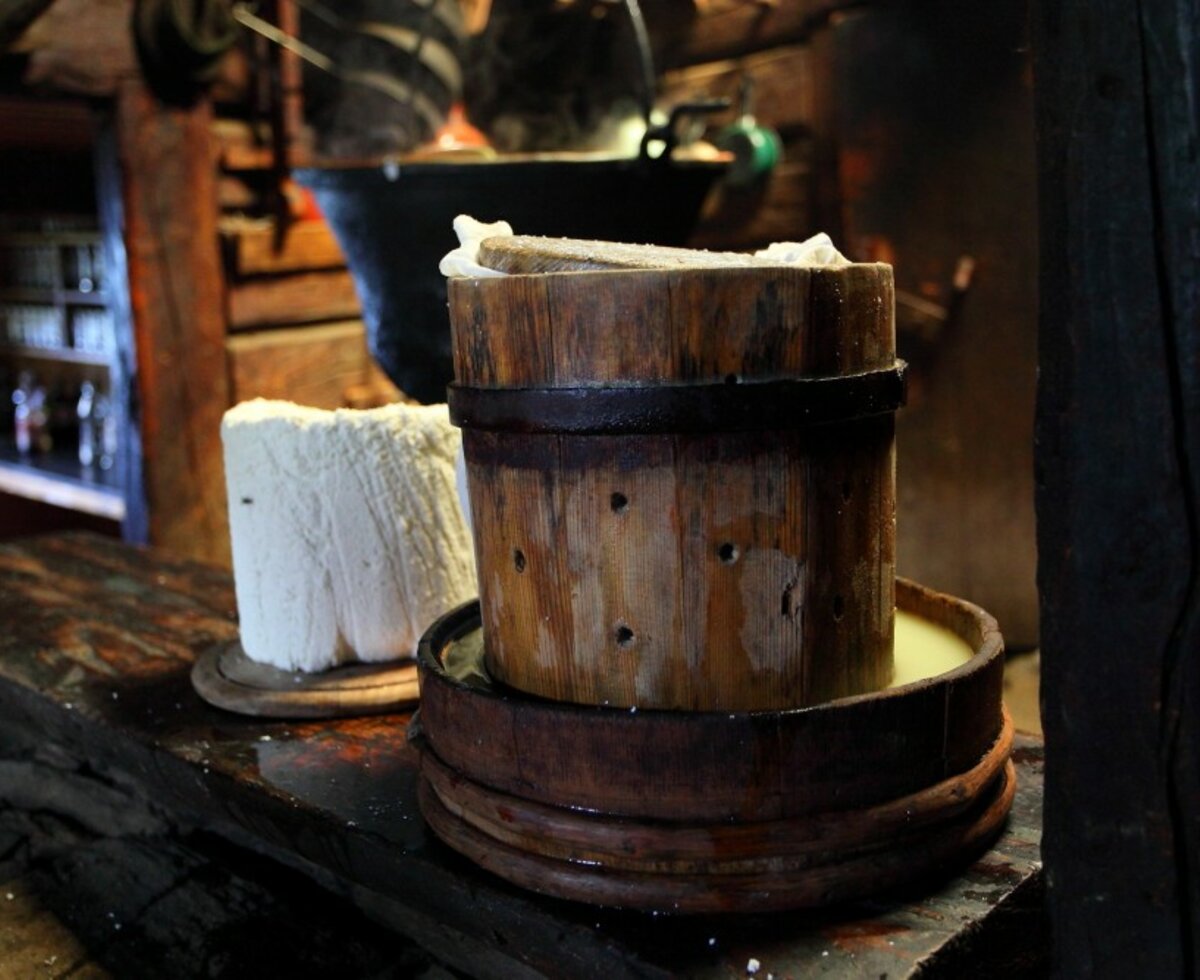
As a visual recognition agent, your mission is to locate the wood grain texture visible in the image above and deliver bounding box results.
[654,0,866,69]
[226,320,379,409]
[450,262,895,710]
[226,268,360,330]
[659,45,816,137]
[115,83,230,564]
[220,218,346,277]
[1034,1,1200,975]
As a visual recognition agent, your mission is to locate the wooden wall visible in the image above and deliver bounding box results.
[1035,0,1200,972]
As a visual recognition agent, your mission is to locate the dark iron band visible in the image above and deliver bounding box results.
[448,363,907,435]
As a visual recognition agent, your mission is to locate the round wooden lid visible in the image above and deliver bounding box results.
[476,234,773,274]
[191,641,419,719]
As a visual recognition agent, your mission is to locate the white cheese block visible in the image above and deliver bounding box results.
[221,399,477,672]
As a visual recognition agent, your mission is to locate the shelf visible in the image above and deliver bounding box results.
[0,344,111,367]
[0,442,124,520]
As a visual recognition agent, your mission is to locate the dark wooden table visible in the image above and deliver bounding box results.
[0,533,1046,978]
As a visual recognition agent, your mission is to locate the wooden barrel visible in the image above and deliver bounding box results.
[447,239,900,710]
[413,578,1013,913]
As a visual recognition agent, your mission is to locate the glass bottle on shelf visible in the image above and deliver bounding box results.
[12,370,32,454]
[77,380,95,467]
[76,244,94,293]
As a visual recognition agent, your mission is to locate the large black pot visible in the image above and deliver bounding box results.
[296,154,725,403]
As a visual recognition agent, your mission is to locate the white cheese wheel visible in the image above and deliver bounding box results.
[221,399,477,672]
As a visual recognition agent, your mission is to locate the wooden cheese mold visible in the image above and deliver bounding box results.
[450,256,899,711]
[413,578,1012,913]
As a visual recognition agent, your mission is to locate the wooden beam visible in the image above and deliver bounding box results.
[659,45,816,136]
[226,269,360,330]
[115,82,231,565]
[1034,0,1200,973]
[226,320,377,409]
[656,0,868,69]
[220,218,346,277]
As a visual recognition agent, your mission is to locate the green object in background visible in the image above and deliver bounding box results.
[715,76,783,187]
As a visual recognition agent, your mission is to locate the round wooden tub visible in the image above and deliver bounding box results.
[413,578,1013,914]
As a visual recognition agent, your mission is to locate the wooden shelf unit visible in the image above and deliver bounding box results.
[0,111,140,541]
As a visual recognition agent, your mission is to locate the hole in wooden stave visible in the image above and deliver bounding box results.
[610,491,629,514]
[718,542,739,565]
[724,373,739,385]
[832,594,845,620]
[615,624,634,648]
[841,479,852,502]
[513,549,526,573]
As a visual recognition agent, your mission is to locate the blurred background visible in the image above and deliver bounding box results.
[0,0,1037,654]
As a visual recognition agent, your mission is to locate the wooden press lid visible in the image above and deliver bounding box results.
[476,235,790,274]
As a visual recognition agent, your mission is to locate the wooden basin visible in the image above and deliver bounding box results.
[413,578,1013,913]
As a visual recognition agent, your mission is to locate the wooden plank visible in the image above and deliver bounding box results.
[210,118,274,171]
[220,218,346,277]
[115,83,231,565]
[654,0,866,69]
[226,320,379,409]
[0,747,444,976]
[1034,0,1200,974]
[659,45,815,136]
[227,269,360,330]
[217,174,257,211]
[209,117,316,172]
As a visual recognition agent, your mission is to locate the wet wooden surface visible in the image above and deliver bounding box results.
[0,533,1046,978]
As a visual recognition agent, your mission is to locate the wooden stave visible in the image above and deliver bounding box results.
[461,420,897,712]
[447,262,899,713]
[415,578,1006,823]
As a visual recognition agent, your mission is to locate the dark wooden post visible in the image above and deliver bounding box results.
[114,81,231,564]
[1034,2,1200,974]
